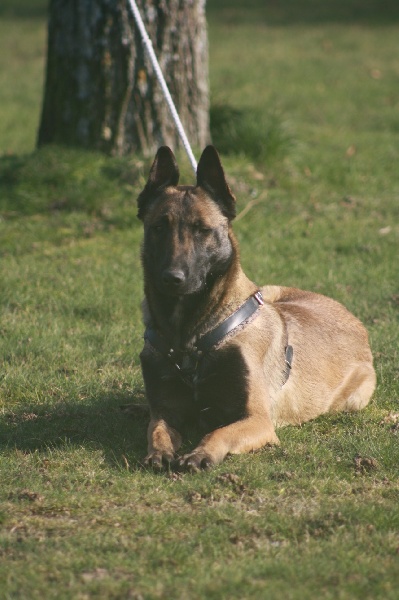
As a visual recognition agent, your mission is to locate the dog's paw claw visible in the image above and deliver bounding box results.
[201,457,213,470]
[178,451,214,472]
[144,451,174,471]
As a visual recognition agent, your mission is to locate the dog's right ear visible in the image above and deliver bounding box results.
[137,146,180,220]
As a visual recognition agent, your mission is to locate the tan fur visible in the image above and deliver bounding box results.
[245,284,376,428]
[145,262,376,470]
[139,146,376,472]
[146,419,182,468]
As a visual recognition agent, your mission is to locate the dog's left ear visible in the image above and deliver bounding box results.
[196,146,236,220]
[137,146,180,220]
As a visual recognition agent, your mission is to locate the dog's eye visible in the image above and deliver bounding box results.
[193,222,212,234]
[151,222,166,233]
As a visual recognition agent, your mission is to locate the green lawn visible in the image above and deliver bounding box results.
[1,1,399,598]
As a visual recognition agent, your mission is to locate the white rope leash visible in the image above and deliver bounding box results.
[127,0,198,174]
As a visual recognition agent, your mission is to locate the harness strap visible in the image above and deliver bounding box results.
[284,344,293,384]
[144,290,293,388]
[144,326,172,358]
[144,291,264,360]
[195,291,264,353]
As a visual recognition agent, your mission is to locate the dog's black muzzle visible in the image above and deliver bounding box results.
[162,268,186,289]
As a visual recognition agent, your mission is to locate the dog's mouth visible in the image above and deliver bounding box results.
[161,283,203,297]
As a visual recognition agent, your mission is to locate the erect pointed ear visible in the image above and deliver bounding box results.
[137,146,180,220]
[196,145,236,220]
[146,146,180,190]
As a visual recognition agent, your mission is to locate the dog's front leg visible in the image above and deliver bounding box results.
[140,347,186,470]
[178,412,279,472]
[145,417,182,470]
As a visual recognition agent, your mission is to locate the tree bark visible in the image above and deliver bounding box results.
[38,0,210,156]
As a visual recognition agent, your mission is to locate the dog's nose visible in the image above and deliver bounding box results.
[162,269,186,287]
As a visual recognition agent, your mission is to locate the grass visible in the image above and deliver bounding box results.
[1,0,399,598]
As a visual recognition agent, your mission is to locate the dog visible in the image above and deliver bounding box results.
[137,145,376,471]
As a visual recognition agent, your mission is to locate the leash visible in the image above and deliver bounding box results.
[127,0,198,174]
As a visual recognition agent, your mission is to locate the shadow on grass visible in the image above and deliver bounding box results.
[0,147,144,224]
[0,390,150,471]
[207,0,399,26]
[3,0,399,24]
[0,0,47,19]
[210,104,293,164]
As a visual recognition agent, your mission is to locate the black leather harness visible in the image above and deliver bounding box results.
[144,291,293,389]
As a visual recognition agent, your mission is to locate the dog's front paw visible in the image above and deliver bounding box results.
[177,450,215,473]
[144,451,175,471]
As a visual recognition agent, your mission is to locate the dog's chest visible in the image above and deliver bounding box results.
[162,344,250,432]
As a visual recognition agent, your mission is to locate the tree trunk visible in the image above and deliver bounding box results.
[38,0,210,156]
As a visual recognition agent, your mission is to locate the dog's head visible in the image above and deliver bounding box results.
[137,146,237,297]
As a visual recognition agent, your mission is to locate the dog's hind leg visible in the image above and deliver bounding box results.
[330,362,376,413]
[145,418,182,470]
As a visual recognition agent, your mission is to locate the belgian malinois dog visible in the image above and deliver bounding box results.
[137,145,376,472]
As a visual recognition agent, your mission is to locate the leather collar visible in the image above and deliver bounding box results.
[145,291,264,354]
[144,291,264,387]
[144,290,293,389]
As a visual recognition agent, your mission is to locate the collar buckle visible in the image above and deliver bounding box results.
[254,291,264,305]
